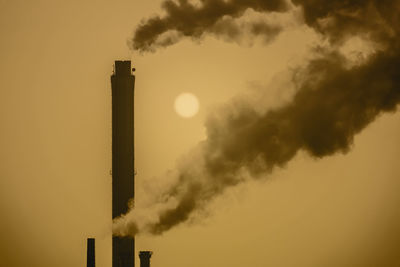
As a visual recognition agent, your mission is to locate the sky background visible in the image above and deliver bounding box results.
[1,0,400,266]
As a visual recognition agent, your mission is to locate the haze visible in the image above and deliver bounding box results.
[1,1,400,267]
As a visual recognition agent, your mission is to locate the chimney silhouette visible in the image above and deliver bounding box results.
[111,60,135,267]
[139,251,153,267]
[87,238,95,267]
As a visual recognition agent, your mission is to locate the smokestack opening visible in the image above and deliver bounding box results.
[139,251,153,267]
[87,238,95,267]
[114,60,132,76]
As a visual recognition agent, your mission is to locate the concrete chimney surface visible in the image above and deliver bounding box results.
[111,60,135,267]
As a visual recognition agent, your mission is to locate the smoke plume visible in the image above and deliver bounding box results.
[114,0,400,236]
[130,0,290,51]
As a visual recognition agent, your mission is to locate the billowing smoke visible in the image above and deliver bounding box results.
[114,0,400,236]
[130,0,290,51]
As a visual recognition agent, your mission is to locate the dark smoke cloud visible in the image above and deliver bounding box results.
[293,0,400,45]
[114,0,400,236]
[210,14,283,45]
[130,0,290,51]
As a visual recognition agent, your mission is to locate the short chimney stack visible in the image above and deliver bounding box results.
[139,251,153,267]
[87,238,95,267]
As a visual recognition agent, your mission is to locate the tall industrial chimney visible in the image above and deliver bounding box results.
[111,60,135,267]
[87,238,95,267]
[139,251,153,267]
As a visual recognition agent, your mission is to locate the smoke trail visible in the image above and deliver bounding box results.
[130,0,290,51]
[114,0,400,236]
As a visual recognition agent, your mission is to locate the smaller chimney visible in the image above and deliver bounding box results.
[139,251,153,267]
[87,238,95,267]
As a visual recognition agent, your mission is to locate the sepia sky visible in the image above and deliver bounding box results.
[1,1,400,267]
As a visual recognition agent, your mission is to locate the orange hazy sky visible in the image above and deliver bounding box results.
[1,1,400,267]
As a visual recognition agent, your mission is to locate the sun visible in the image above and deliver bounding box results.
[174,92,199,118]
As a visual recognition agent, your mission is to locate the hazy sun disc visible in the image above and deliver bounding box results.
[174,93,199,118]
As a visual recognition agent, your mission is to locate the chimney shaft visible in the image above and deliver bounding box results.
[111,60,135,267]
[139,251,153,267]
[87,238,95,267]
